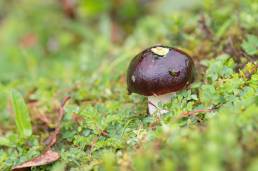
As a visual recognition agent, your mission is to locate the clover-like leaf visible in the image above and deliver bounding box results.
[241,35,258,55]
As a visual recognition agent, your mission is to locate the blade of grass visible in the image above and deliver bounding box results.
[11,89,32,138]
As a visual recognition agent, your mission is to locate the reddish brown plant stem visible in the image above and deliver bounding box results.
[46,96,71,149]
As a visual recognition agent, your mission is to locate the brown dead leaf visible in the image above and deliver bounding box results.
[20,33,38,48]
[36,114,52,127]
[60,0,77,19]
[72,113,83,123]
[28,100,52,128]
[12,149,60,171]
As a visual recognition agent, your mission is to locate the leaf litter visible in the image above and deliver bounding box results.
[12,96,71,171]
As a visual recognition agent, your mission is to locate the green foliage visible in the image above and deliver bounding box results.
[241,35,258,55]
[10,89,32,139]
[0,0,257,171]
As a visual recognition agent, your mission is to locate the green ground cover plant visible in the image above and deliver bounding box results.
[0,0,257,170]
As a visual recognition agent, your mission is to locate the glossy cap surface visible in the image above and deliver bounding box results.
[127,45,194,96]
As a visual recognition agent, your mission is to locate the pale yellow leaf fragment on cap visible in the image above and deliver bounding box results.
[151,47,169,56]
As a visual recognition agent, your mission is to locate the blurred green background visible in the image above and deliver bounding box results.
[0,0,257,170]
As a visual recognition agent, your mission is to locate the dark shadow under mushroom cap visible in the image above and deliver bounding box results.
[127,45,195,96]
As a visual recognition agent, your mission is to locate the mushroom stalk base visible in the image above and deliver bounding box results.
[148,92,176,115]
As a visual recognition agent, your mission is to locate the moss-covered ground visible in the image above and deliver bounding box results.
[0,0,257,170]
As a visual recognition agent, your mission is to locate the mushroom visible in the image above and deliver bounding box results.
[127,45,195,115]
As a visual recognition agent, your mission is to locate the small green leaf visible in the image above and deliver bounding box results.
[215,19,233,38]
[0,136,11,147]
[241,35,258,55]
[11,89,32,138]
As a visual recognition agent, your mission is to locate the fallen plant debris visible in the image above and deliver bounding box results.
[198,14,213,40]
[173,108,215,123]
[59,0,77,19]
[45,96,71,149]
[179,109,214,118]
[35,113,52,128]
[12,96,71,171]
[12,150,60,171]
[72,112,83,123]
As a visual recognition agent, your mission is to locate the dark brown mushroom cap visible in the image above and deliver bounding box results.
[127,45,195,96]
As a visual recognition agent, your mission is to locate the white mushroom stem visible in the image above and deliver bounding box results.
[148,92,176,115]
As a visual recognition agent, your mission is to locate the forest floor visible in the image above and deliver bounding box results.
[0,0,257,170]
